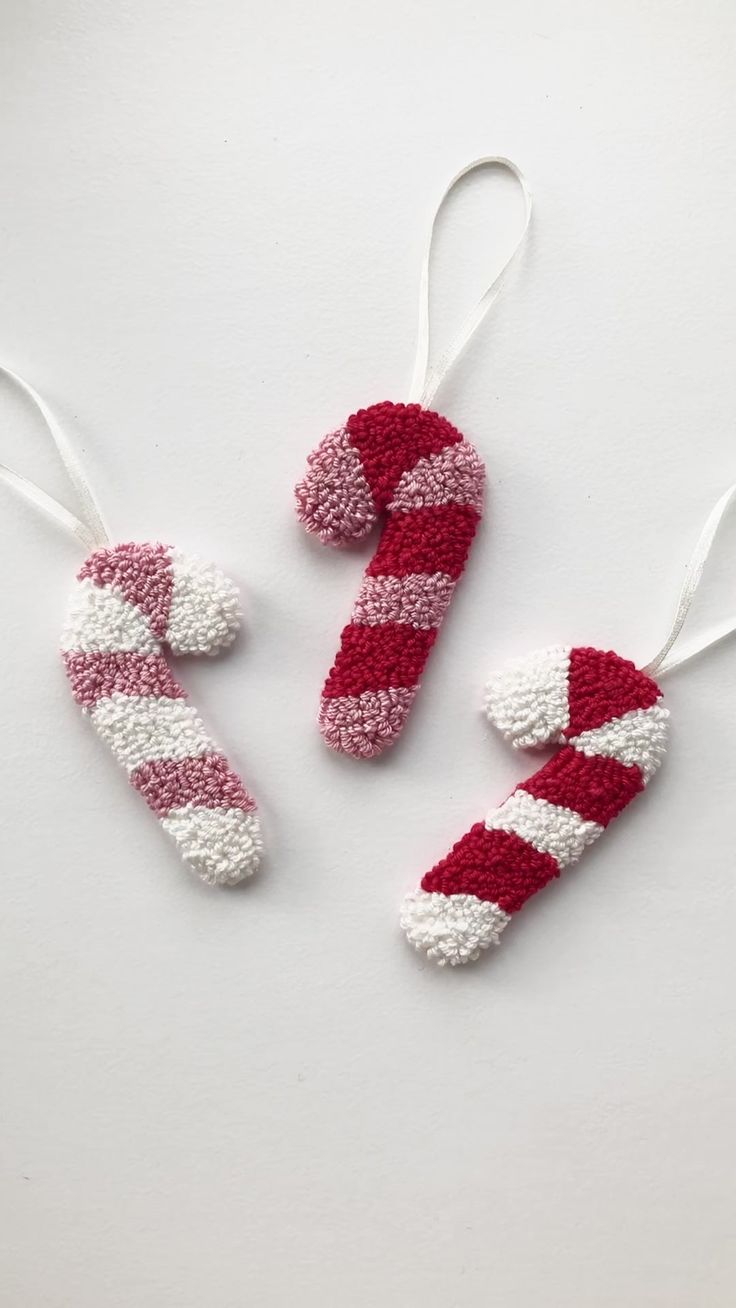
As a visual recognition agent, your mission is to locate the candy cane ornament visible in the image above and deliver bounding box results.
[401,485,736,965]
[296,158,532,758]
[0,365,262,886]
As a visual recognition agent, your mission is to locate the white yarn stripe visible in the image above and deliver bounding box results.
[568,704,670,784]
[351,572,455,629]
[166,550,241,655]
[61,579,158,654]
[91,694,214,772]
[485,789,602,868]
[400,889,510,966]
[161,807,262,886]
[484,645,571,748]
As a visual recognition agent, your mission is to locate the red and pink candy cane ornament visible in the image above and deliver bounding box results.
[295,158,532,758]
[0,365,262,886]
[401,484,736,964]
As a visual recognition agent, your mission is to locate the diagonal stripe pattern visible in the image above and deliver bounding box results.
[296,401,485,757]
[62,543,261,886]
[401,646,669,965]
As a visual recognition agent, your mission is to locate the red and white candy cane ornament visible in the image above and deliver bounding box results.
[295,158,532,758]
[0,365,262,886]
[401,484,736,964]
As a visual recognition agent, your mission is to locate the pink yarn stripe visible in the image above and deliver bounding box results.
[130,752,257,817]
[388,443,486,515]
[296,402,485,756]
[318,686,417,757]
[352,572,455,630]
[294,428,376,546]
[64,650,185,708]
[79,543,174,639]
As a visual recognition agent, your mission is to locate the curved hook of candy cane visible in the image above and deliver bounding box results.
[62,543,262,886]
[0,362,110,551]
[408,156,533,409]
[643,482,736,677]
[401,646,669,965]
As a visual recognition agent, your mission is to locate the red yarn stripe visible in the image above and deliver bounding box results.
[367,502,480,580]
[79,543,174,640]
[421,822,560,913]
[322,622,437,698]
[131,753,257,817]
[64,651,185,708]
[565,647,661,737]
[519,746,644,828]
[346,402,462,507]
[301,401,484,754]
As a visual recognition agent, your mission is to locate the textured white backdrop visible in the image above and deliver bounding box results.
[1,3,735,1305]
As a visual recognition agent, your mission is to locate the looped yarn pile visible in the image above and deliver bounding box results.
[296,400,485,758]
[401,645,669,964]
[62,542,262,886]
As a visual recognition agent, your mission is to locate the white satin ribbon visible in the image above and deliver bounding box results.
[408,156,532,409]
[644,482,736,676]
[0,362,110,552]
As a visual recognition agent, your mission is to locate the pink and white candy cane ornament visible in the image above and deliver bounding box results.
[401,484,736,965]
[0,364,262,886]
[295,158,532,758]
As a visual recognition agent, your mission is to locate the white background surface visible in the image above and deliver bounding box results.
[1,2,735,1304]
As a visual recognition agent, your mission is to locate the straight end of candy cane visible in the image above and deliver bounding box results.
[400,889,510,966]
[318,687,417,758]
[160,807,263,886]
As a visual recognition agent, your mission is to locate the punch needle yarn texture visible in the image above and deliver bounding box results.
[401,646,668,964]
[0,364,262,888]
[62,544,262,886]
[295,157,532,759]
[401,480,736,966]
[296,400,485,758]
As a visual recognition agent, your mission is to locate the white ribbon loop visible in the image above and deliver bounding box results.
[408,156,532,410]
[0,362,110,552]
[644,483,736,677]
